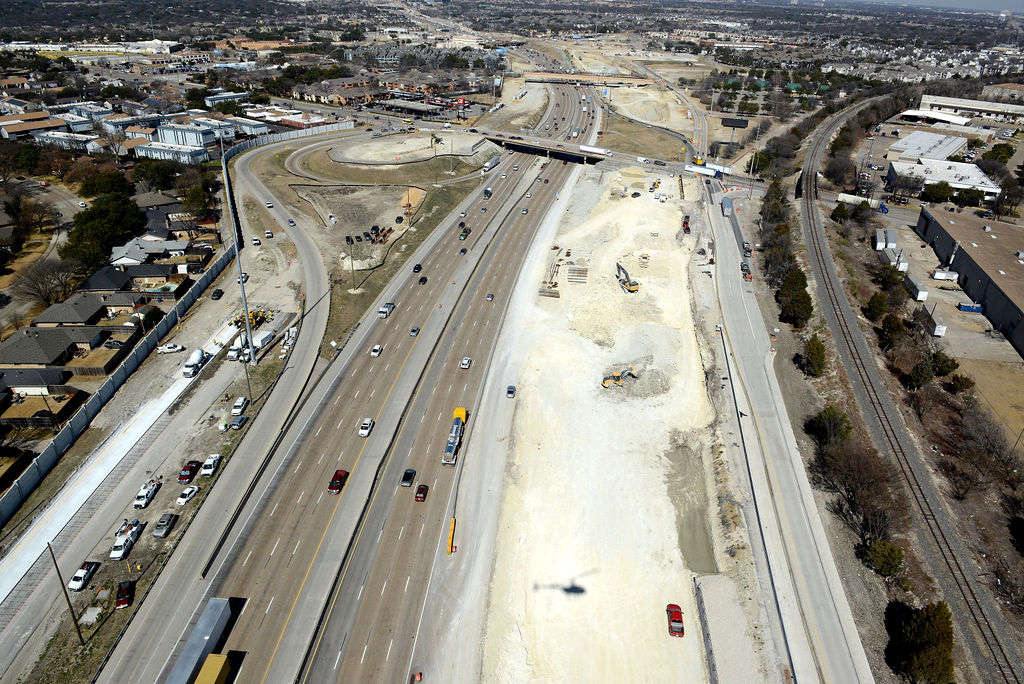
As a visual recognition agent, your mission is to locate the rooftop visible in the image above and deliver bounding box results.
[889,130,967,162]
[889,158,1001,193]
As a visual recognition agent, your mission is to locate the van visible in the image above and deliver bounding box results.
[231,396,249,416]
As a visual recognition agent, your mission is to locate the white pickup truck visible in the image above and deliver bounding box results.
[132,479,160,509]
[110,520,141,560]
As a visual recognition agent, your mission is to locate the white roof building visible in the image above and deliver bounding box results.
[920,94,1024,123]
[135,141,208,165]
[887,158,1002,200]
[889,130,968,162]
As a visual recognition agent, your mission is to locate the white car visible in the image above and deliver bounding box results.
[525,192,532,198]
[67,561,99,592]
[501,173,507,179]
[157,343,185,354]
[78,200,87,207]
[251,236,261,246]
[358,418,374,437]
[460,357,472,369]
[264,201,274,208]
[176,486,199,506]
[370,344,383,357]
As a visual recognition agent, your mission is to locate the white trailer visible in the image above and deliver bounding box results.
[905,274,929,301]
[931,269,959,281]
[580,144,610,155]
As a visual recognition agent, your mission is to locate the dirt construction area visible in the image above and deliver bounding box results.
[607,86,696,138]
[482,166,767,680]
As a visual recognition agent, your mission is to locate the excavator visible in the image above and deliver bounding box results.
[616,263,638,293]
[602,366,639,388]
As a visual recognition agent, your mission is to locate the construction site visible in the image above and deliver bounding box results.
[482,165,770,681]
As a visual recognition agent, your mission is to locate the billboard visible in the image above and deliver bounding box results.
[721,117,749,129]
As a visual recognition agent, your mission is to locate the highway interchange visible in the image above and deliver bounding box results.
[0,50,884,684]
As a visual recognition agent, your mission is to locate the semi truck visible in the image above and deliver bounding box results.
[572,128,580,138]
[482,157,499,173]
[166,598,231,684]
[442,408,467,465]
[721,197,733,217]
[684,164,722,179]
[193,654,230,684]
[579,145,610,155]
[836,193,889,213]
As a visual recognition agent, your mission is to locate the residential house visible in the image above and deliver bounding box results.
[135,141,208,164]
[0,326,138,377]
[1,118,67,140]
[110,238,189,267]
[32,292,145,328]
[0,97,33,115]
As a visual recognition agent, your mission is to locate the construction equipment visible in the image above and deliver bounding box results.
[602,366,639,388]
[616,263,638,293]
[639,254,650,268]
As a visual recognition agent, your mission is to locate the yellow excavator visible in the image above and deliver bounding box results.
[616,263,638,293]
[602,366,639,388]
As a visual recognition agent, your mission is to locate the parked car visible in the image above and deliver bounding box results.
[210,289,224,300]
[401,468,416,487]
[157,343,185,354]
[67,561,100,592]
[666,604,685,637]
[200,454,220,477]
[230,415,249,431]
[176,486,200,506]
[370,344,383,357]
[152,513,179,538]
[251,236,261,246]
[115,580,133,609]
[415,484,429,502]
[103,339,124,349]
[78,200,87,207]
[231,396,249,416]
[358,418,374,437]
[264,230,273,238]
[328,469,349,494]
[237,272,249,284]
[178,461,200,484]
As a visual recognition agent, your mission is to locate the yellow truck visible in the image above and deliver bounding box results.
[193,654,229,684]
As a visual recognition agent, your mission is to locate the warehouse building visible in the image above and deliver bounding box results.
[919,94,1024,124]
[914,207,1024,359]
[886,158,1002,201]
[888,130,968,162]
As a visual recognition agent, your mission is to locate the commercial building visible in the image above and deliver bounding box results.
[914,207,1024,359]
[886,158,1002,201]
[203,91,250,108]
[156,122,216,147]
[223,116,269,136]
[919,94,1024,124]
[888,130,968,162]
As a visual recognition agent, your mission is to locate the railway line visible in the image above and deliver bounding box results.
[801,99,1021,684]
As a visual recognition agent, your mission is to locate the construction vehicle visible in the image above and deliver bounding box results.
[616,263,638,293]
[602,366,639,388]
[639,254,650,268]
[442,408,467,465]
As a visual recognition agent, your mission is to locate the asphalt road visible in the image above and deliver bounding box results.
[706,182,874,684]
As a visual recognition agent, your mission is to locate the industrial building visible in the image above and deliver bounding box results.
[888,130,968,162]
[919,94,1024,124]
[886,158,1002,201]
[914,207,1024,359]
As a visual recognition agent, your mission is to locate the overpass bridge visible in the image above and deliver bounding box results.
[483,133,609,164]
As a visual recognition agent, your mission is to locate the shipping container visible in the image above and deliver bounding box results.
[904,274,929,301]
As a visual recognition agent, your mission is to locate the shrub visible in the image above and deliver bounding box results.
[805,405,853,451]
[886,601,955,684]
[880,313,906,348]
[804,334,826,377]
[906,360,935,390]
[865,292,887,322]
[865,539,904,580]
[931,351,959,377]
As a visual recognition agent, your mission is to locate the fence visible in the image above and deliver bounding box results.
[0,121,359,529]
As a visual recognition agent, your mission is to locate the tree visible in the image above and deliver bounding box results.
[864,292,888,322]
[865,539,904,580]
[824,155,855,187]
[11,260,80,306]
[954,187,985,207]
[921,181,954,204]
[931,350,959,377]
[181,184,211,220]
[830,201,850,223]
[805,405,853,451]
[79,170,134,197]
[880,313,906,349]
[886,601,955,684]
[804,334,826,377]
[58,193,146,271]
[0,140,17,191]
[906,360,935,390]
[133,159,181,191]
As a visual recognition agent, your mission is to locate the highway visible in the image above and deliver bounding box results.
[705,182,874,683]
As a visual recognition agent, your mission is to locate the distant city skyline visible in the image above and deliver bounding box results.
[841,0,1014,14]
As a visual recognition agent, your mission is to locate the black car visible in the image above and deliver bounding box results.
[211,289,224,300]
[395,216,403,224]
[346,235,354,245]
[401,468,416,487]
[103,339,124,350]
[371,225,379,235]
[413,263,422,273]
[459,248,467,255]
[418,276,427,285]
[355,235,362,242]
[458,221,466,229]
[363,231,371,240]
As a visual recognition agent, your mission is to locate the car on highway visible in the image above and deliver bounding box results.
[418,276,428,285]
[459,248,467,255]
[415,484,429,502]
[176,486,199,506]
[153,512,179,538]
[157,343,185,354]
[39,181,50,187]
[501,173,507,179]
[287,218,296,226]
[460,211,467,217]
[506,385,516,398]
[358,418,374,437]
[666,604,685,637]
[178,460,200,484]
[211,289,224,300]
[410,327,420,337]
[521,208,528,214]
[327,469,349,494]
[413,263,422,273]
[458,221,466,229]
[370,344,383,357]
[401,469,416,487]
[486,293,494,301]
[78,200,87,207]
[67,561,100,592]
[115,580,133,610]
[536,176,542,182]
[264,201,274,208]
[525,193,531,199]
[460,357,472,369]
[544,179,549,184]
[480,207,487,213]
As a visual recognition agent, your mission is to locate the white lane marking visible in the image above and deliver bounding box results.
[316,426,322,437]
[317,452,324,465]
[357,583,364,600]
[448,383,452,393]
[360,643,368,664]
[292,540,301,556]
[333,396,340,407]
[270,537,280,556]
[381,578,388,595]
[405,575,410,592]
[265,596,275,614]
[420,523,425,538]
[370,389,375,399]
[398,525,404,540]
[337,418,344,429]
[294,461,302,473]
[354,390,360,399]
[396,342,401,350]
[315,492,323,508]
[384,363,390,372]
[431,386,436,395]
[242,550,252,566]
[270,503,278,517]
[377,526,384,543]
[334,650,342,670]
[386,638,394,662]
[464,383,468,392]
[296,491,304,506]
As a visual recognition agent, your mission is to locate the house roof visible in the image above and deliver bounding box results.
[79,266,132,292]
[1,118,67,134]
[0,327,102,366]
[0,367,71,391]
[123,263,174,278]
[0,111,49,124]
[33,293,107,325]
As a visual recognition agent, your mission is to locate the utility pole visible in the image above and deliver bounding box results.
[219,134,255,401]
[48,542,85,647]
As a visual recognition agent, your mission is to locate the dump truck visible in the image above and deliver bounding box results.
[442,408,467,465]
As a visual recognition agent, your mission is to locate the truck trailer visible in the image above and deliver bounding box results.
[442,408,467,465]
[579,144,610,156]
[685,164,722,179]
[721,197,733,217]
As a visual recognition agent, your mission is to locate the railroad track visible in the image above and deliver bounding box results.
[801,100,1020,684]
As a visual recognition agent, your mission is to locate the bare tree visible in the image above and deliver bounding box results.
[11,260,80,307]
[939,458,983,500]
[93,124,128,160]
[0,141,17,192]
[889,172,924,200]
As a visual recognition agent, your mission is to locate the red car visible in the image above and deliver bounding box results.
[415,484,428,502]
[328,469,349,494]
[666,604,684,637]
[178,461,200,484]
[115,580,133,610]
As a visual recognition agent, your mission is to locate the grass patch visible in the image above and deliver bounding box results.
[321,183,472,357]
[602,115,688,160]
[300,150,484,186]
